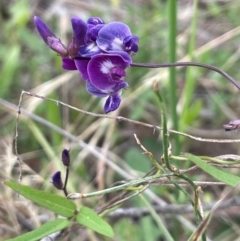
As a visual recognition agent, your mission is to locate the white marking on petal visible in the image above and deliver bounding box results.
[87,43,99,53]
[111,37,124,51]
[100,59,115,74]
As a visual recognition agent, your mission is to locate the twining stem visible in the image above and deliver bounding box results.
[131,62,240,91]
[67,173,174,199]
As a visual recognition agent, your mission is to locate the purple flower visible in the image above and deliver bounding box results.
[87,52,131,90]
[62,149,70,166]
[83,52,131,113]
[96,22,139,54]
[34,16,139,113]
[80,20,105,57]
[51,171,63,190]
[34,16,68,57]
[67,17,87,58]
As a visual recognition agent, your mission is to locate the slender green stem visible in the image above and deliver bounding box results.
[180,0,199,131]
[168,0,180,154]
[69,173,174,199]
[154,85,172,171]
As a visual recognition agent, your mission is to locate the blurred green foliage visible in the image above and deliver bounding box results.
[2,0,240,240]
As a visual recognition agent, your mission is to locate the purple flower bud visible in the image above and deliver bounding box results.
[34,16,68,56]
[87,17,105,25]
[223,119,240,131]
[62,149,70,166]
[51,171,63,190]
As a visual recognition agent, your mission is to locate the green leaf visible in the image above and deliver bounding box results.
[186,153,240,186]
[76,206,114,238]
[5,181,76,217]
[5,218,70,241]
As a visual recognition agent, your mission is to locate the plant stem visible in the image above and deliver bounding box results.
[131,61,240,90]
[68,173,174,199]
[63,166,69,196]
[154,85,172,171]
[180,0,198,131]
[168,0,180,154]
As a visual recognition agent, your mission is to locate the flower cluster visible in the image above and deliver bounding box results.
[34,16,139,113]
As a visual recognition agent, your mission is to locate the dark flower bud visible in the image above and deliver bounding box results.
[51,171,63,190]
[223,119,240,131]
[62,149,70,166]
[34,16,68,56]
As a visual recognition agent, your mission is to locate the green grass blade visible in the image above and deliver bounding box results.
[180,0,199,131]
[5,181,76,217]
[168,0,180,154]
[0,46,20,98]
[5,219,70,241]
[76,206,114,238]
[139,194,174,241]
[186,154,240,186]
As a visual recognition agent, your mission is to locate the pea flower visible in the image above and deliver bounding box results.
[96,22,139,54]
[34,16,139,113]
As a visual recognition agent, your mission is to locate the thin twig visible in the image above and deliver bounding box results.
[14,92,24,189]
[6,92,240,144]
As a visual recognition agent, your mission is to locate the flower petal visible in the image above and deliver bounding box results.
[34,16,57,44]
[88,52,131,90]
[87,17,105,25]
[62,57,77,70]
[123,35,139,53]
[74,58,90,81]
[71,17,87,46]
[34,16,68,56]
[68,17,87,57]
[111,81,129,92]
[85,24,104,44]
[79,42,102,57]
[86,80,108,97]
[104,92,121,113]
[96,22,132,52]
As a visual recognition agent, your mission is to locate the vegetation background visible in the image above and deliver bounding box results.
[1,0,240,240]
